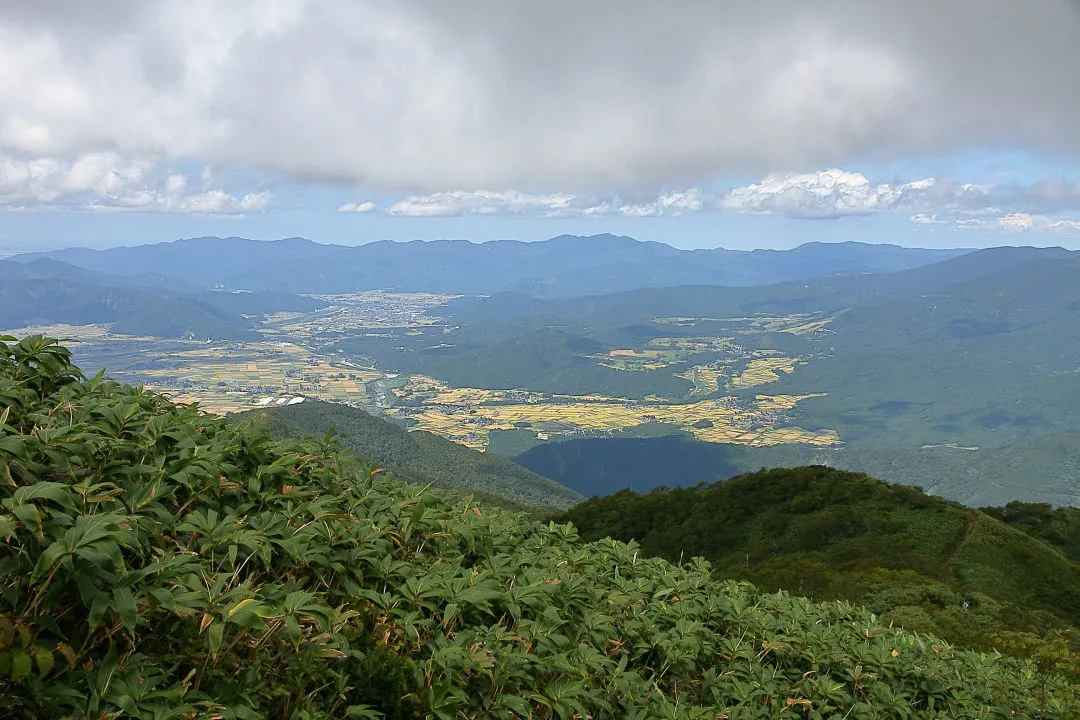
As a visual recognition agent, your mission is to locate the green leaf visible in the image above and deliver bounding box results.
[284,614,303,646]
[207,622,224,658]
[0,435,24,454]
[0,514,15,540]
[88,591,111,631]
[442,602,460,629]
[113,587,138,633]
[33,645,55,677]
[226,597,272,629]
[501,694,532,715]
[10,503,42,538]
[227,597,261,620]
[10,648,31,680]
[11,481,77,509]
[31,538,69,582]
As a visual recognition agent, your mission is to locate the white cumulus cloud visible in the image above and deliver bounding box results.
[715,170,988,219]
[385,190,577,217]
[715,169,1080,234]
[951,213,1080,234]
[384,189,705,218]
[337,201,376,213]
[0,151,273,215]
[375,170,1080,227]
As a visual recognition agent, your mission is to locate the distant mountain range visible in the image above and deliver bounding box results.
[13,235,970,296]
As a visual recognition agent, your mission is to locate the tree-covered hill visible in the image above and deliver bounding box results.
[769,257,1080,450]
[0,275,258,340]
[557,466,1080,679]
[983,501,1080,564]
[0,259,327,340]
[3,335,1076,718]
[242,400,584,510]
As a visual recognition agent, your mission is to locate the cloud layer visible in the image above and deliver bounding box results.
[334,170,1080,232]
[381,189,703,218]
[0,152,272,214]
[3,1,1080,192]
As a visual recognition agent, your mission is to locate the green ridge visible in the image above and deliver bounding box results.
[243,400,583,510]
[557,466,1080,679]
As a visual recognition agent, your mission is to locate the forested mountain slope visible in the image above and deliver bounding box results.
[558,466,1080,679]
[0,259,327,340]
[1,335,1075,718]
[244,400,583,509]
[0,274,258,340]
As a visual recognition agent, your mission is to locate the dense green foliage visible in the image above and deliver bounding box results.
[3,336,1077,718]
[557,466,1080,679]
[983,502,1080,563]
[245,400,583,509]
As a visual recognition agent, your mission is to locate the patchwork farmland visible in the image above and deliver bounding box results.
[385,376,837,451]
[4,306,840,452]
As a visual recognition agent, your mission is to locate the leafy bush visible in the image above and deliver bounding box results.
[2,336,1076,718]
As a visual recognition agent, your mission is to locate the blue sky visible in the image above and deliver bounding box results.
[2,2,1080,253]
[3,149,1076,253]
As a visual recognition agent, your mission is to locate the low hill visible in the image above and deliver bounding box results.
[0,275,258,340]
[243,400,583,510]
[557,466,1080,678]
[8,256,197,292]
[1,335,1073,718]
[341,328,694,400]
[0,259,325,340]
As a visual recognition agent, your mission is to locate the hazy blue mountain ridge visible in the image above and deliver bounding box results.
[14,235,971,296]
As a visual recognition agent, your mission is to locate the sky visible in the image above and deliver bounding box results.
[3,1,1080,252]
